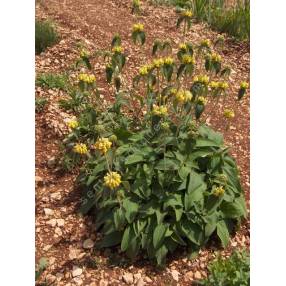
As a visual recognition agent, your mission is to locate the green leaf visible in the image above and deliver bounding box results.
[153,224,168,249]
[217,220,230,248]
[114,208,126,230]
[121,226,131,251]
[181,220,203,245]
[125,154,144,165]
[155,158,180,170]
[220,199,246,219]
[155,244,168,266]
[98,231,122,248]
[122,199,139,223]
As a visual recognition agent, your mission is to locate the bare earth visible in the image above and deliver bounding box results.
[35,0,250,285]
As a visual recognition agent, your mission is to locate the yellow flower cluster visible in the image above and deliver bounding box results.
[210,53,222,62]
[175,90,193,103]
[224,109,235,119]
[201,39,211,47]
[182,10,193,18]
[94,137,112,155]
[161,122,170,130]
[197,96,207,105]
[170,88,177,95]
[179,43,187,51]
[78,73,96,84]
[152,105,168,116]
[73,143,88,155]
[164,57,174,65]
[133,0,141,6]
[182,54,195,65]
[240,81,249,89]
[194,75,209,85]
[213,186,225,197]
[67,120,79,129]
[133,23,144,32]
[153,58,164,68]
[80,49,90,58]
[112,46,123,53]
[210,81,229,90]
[104,171,122,190]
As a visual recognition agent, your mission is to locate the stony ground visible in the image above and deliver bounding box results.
[35,0,250,285]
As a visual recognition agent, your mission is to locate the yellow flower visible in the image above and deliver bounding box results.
[175,90,193,103]
[197,96,207,105]
[209,81,219,89]
[133,0,141,6]
[213,186,225,197]
[210,52,222,62]
[132,23,144,32]
[94,137,112,155]
[78,73,96,84]
[240,81,249,89]
[161,122,170,130]
[201,39,210,47]
[164,57,174,65]
[170,88,177,95]
[153,58,164,68]
[73,143,88,155]
[80,49,90,58]
[139,65,149,76]
[194,75,209,85]
[179,43,187,51]
[182,10,193,18]
[112,46,123,53]
[182,54,195,64]
[104,171,122,190]
[67,120,79,129]
[224,109,235,119]
[218,82,229,90]
[152,105,168,116]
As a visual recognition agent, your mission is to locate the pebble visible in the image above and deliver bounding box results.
[51,192,62,200]
[184,270,194,281]
[171,269,180,281]
[99,279,108,286]
[123,272,134,284]
[72,266,83,277]
[83,238,95,249]
[35,175,44,186]
[137,278,146,286]
[194,271,202,280]
[55,227,63,236]
[44,208,54,216]
[47,156,57,168]
[144,276,152,283]
[46,219,57,227]
[57,219,65,227]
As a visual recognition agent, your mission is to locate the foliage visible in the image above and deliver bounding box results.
[197,248,250,285]
[35,20,59,54]
[36,73,69,90]
[35,97,48,113]
[60,7,248,266]
[35,257,48,281]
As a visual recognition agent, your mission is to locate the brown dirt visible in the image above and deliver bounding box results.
[35,0,250,285]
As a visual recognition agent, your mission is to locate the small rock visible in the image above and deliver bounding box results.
[46,274,56,283]
[144,276,152,283]
[123,272,134,284]
[185,271,194,281]
[133,273,142,283]
[35,175,44,186]
[99,279,108,286]
[194,271,202,280]
[44,208,54,216]
[137,278,146,286]
[47,156,57,168]
[73,276,83,285]
[51,192,61,200]
[43,244,52,251]
[83,238,95,249]
[49,257,56,265]
[72,266,83,277]
[55,227,62,236]
[57,219,65,227]
[171,269,180,282]
[46,219,57,227]
[56,272,64,281]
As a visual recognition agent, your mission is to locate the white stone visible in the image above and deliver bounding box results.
[57,219,65,227]
[123,272,134,284]
[171,269,180,281]
[83,238,95,249]
[46,219,57,227]
[72,266,83,277]
[44,208,54,216]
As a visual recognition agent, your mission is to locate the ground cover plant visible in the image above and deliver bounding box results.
[153,0,250,40]
[58,4,249,267]
[196,248,250,285]
[35,20,59,54]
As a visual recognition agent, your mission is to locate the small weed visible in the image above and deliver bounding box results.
[35,20,59,54]
[35,97,48,113]
[36,73,69,90]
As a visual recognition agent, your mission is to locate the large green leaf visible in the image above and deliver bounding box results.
[113,208,126,230]
[153,224,168,249]
[122,199,139,223]
[121,225,131,251]
[154,158,180,170]
[181,220,203,245]
[217,220,230,248]
[155,244,168,266]
[98,231,122,248]
[220,199,246,219]
[125,154,144,165]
